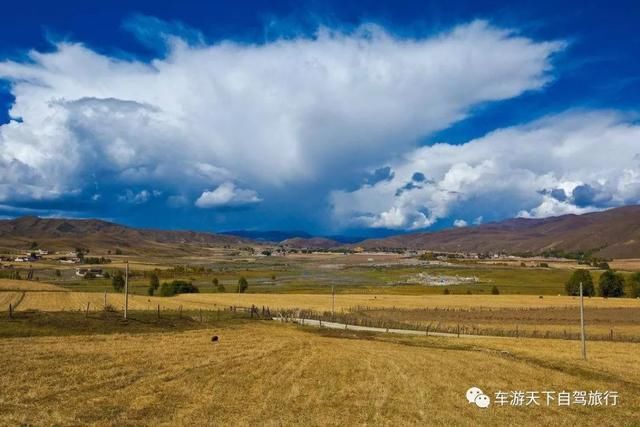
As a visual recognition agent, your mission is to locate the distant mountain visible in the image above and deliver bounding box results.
[0,216,250,255]
[5,205,640,258]
[359,205,640,259]
[219,230,364,244]
[219,230,312,242]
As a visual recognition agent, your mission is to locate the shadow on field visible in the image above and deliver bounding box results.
[0,309,254,338]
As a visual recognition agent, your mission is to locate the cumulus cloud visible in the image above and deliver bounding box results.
[0,19,562,211]
[195,181,261,208]
[453,219,468,227]
[331,111,640,229]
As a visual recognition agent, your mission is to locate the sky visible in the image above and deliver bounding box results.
[0,0,639,236]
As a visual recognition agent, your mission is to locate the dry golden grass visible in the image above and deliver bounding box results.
[0,322,638,426]
[0,291,22,308]
[10,292,640,313]
[610,258,640,271]
[174,293,640,311]
[0,278,66,292]
[359,306,640,341]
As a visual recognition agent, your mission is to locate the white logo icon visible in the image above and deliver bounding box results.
[466,387,491,408]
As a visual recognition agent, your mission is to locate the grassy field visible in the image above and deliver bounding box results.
[0,278,67,292]
[6,290,640,313]
[351,306,640,342]
[0,318,638,425]
[1,253,598,296]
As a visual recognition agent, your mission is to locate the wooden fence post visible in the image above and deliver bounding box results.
[9,303,12,319]
[157,304,160,319]
[85,302,90,318]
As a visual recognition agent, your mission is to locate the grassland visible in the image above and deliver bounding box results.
[6,290,640,313]
[2,251,640,425]
[351,306,640,342]
[0,319,638,426]
[0,278,66,291]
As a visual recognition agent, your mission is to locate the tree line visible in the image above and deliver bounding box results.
[565,269,640,298]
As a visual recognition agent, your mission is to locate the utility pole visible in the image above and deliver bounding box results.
[331,285,335,319]
[124,260,129,320]
[580,282,586,360]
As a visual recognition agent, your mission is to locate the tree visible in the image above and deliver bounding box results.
[238,276,248,293]
[629,272,640,298]
[112,271,125,292]
[599,270,625,297]
[217,283,226,292]
[30,241,38,250]
[212,278,219,286]
[565,269,594,296]
[149,273,160,291]
[491,285,500,295]
[159,280,199,297]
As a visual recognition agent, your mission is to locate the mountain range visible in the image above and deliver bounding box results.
[359,205,640,259]
[1,205,640,258]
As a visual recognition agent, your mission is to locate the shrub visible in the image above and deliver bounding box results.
[565,269,595,296]
[159,280,200,297]
[55,270,61,277]
[491,285,500,295]
[443,288,450,295]
[212,278,219,286]
[599,270,625,297]
[629,272,640,298]
[238,277,248,293]
[103,304,117,312]
[112,272,125,292]
[217,283,226,293]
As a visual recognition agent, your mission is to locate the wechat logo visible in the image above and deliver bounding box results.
[466,387,491,408]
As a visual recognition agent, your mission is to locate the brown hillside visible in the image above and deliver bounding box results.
[359,205,640,259]
[0,216,250,254]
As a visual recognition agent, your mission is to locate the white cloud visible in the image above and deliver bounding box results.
[453,219,468,227]
[0,20,562,206]
[117,189,154,204]
[195,181,261,208]
[331,111,640,229]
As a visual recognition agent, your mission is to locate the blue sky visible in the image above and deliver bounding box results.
[0,0,639,236]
